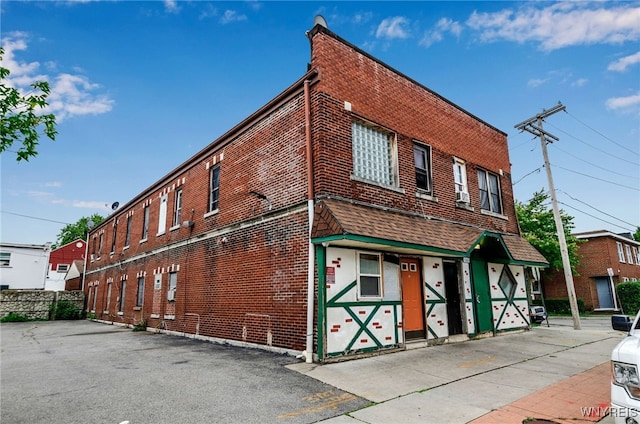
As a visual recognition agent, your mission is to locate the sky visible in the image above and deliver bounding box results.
[1,0,639,245]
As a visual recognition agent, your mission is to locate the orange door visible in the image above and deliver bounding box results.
[401,258,425,338]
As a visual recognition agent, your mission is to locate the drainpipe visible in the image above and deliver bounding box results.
[304,79,315,363]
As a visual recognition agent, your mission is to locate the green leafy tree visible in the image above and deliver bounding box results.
[0,46,57,161]
[633,227,640,242]
[53,214,105,249]
[515,190,581,274]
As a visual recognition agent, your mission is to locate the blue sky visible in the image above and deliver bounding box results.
[1,1,639,245]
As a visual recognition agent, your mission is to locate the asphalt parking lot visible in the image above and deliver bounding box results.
[0,320,370,424]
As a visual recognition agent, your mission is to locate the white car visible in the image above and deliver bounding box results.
[611,310,640,424]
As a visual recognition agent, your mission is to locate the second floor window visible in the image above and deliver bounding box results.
[414,143,432,194]
[625,244,633,264]
[125,215,132,247]
[617,242,625,263]
[158,194,168,236]
[111,221,117,254]
[142,205,150,240]
[173,189,183,227]
[477,169,503,214]
[209,164,220,212]
[453,157,469,203]
[352,120,397,187]
[97,233,103,258]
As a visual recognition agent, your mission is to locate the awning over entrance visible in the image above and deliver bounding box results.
[311,198,548,266]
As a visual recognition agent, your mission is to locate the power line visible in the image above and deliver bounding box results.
[552,163,640,191]
[565,110,639,157]
[558,201,635,233]
[512,165,544,185]
[0,210,71,225]
[557,189,638,228]
[552,144,637,179]
[547,122,638,166]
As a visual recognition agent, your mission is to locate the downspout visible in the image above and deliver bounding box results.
[304,79,315,363]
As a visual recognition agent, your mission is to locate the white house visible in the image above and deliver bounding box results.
[0,242,51,290]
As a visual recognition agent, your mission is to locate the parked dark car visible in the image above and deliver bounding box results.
[612,314,634,332]
[529,305,547,324]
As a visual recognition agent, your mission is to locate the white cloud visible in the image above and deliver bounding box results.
[220,10,247,24]
[1,33,113,122]
[527,78,549,88]
[164,0,179,14]
[608,51,640,72]
[44,181,62,188]
[466,3,640,51]
[376,17,410,40]
[71,201,111,210]
[572,78,588,87]
[420,17,463,47]
[199,4,218,20]
[606,92,640,110]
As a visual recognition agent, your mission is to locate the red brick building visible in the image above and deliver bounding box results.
[45,239,86,291]
[84,23,546,362]
[544,231,640,311]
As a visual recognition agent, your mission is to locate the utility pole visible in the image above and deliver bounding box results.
[515,102,581,330]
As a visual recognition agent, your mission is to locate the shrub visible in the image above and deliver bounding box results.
[532,298,585,314]
[1,312,31,322]
[49,300,81,320]
[132,320,147,332]
[617,281,640,316]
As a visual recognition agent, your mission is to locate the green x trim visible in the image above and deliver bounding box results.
[495,296,530,327]
[425,282,447,339]
[327,280,357,305]
[344,304,383,351]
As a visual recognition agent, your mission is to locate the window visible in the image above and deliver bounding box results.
[136,276,144,307]
[142,205,150,240]
[633,247,640,265]
[119,281,126,312]
[352,120,397,187]
[106,283,112,310]
[477,169,503,214]
[453,157,469,199]
[158,194,168,235]
[0,252,11,267]
[111,221,117,254]
[125,215,132,247]
[625,245,633,264]
[414,143,432,194]
[56,264,69,272]
[91,237,96,258]
[172,189,182,227]
[168,271,177,301]
[498,267,517,301]
[92,284,98,311]
[357,252,382,298]
[209,164,220,212]
[97,233,103,258]
[617,242,625,263]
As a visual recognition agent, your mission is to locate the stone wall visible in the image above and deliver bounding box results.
[0,290,85,320]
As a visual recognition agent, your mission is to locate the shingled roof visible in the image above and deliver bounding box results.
[311,198,548,266]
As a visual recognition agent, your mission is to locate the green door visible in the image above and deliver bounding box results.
[471,259,493,333]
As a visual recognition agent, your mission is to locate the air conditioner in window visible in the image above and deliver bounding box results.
[167,289,176,301]
[456,191,470,203]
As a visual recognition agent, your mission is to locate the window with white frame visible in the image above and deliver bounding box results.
[414,142,432,194]
[477,168,503,214]
[0,252,11,267]
[106,282,112,310]
[141,205,150,240]
[158,194,168,236]
[92,284,98,310]
[136,276,144,307]
[110,220,117,254]
[617,242,625,263]
[357,252,382,299]
[56,264,69,272]
[352,120,397,187]
[634,246,640,265]
[125,215,132,247]
[209,164,220,212]
[168,271,177,301]
[625,244,633,264]
[172,189,182,227]
[453,157,469,201]
[97,233,103,258]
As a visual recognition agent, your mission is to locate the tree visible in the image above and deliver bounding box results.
[515,190,581,274]
[0,46,57,161]
[634,227,640,242]
[53,214,105,249]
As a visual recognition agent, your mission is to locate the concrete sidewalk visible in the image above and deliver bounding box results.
[288,318,624,423]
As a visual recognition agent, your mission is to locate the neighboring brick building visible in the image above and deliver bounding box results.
[84,22,547,362]
[45,239,86,291]
[544,231,640,311]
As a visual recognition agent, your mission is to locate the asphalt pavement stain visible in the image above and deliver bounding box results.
[277,390,360,419]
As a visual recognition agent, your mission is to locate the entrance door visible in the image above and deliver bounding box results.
[595,277,614,309]
[401,258,425,339]
[471,259,493,333]
[444,261,463,335]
